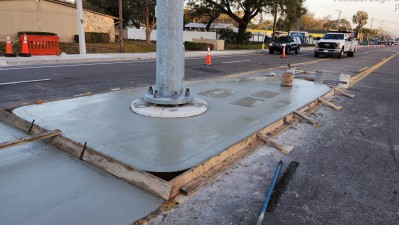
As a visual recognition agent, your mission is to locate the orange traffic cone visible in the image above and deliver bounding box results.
[281,45,286,58]
[4,35,16,57]
[19,33,31,57]
[205,45,212,66]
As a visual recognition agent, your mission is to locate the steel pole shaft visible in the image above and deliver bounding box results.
[144,0,192,105]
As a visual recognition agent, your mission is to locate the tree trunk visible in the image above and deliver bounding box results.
[144,3,152,45]
[237,23,248,43]
[145,27,151,44]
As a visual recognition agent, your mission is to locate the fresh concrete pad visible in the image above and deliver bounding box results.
[0,122,163,225]
[13,77,330,173]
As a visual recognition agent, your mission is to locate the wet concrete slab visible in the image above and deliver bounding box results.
[13,77,330,173]
[0,122,163,225]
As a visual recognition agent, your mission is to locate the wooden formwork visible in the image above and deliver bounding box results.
[0,87,351,200]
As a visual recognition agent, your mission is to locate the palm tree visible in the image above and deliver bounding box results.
[353,11,368,38]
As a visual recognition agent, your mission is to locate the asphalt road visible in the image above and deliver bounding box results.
[0,46,396,109]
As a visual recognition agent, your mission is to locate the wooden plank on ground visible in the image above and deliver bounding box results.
[257,133,294,154]
[334,88,355,99]
[0,130,61,150]
[293,111,320,127]
[318,97,343,111]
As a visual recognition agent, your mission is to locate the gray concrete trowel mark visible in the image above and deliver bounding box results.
[13,77,330,173]
[0,122,163,225]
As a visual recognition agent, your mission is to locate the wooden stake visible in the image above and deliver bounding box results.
[333,88,355,99]
[257,133,294,154]
[318,97,343,111]
[293,111,320,127]
[0,130,61,150]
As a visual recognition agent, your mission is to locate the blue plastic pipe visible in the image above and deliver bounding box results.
[256,160,283,225]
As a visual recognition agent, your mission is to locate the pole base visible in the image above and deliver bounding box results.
[144,93,193,105]
[131,98,208,118]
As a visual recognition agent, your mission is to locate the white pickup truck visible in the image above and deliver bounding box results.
[314,32,358,59]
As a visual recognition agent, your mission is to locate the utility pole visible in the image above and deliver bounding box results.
[272,1,278,41]
[367,17,374,42]
[336,10,342,30]
[119,0,124,53]
[76,0,86,54]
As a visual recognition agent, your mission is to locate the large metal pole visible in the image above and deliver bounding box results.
[144,0,192,105]
[76,0,86,54]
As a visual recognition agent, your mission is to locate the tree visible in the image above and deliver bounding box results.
[135,0,156,44]
[185,1,221,31]
[280,0,307,31]
[352,11,368,38]
[300,13,325,31]
[194,0,272,43]
[85,0,156,45]
[323,18,352,31]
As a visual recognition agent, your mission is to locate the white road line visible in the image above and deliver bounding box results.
[0,60,156,71]
[358,67,369,72]
[222,60,251,64]
[0,78,51,86]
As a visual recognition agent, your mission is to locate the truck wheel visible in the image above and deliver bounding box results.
[269,49,274,54]
[338,48,344,59]
[348,50,355,57]
[295,47,300,54]
[314,53,319,58]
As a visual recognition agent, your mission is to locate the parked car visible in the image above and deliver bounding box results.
[269,36,301,54]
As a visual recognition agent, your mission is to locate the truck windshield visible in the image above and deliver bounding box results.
[322,34,344,40]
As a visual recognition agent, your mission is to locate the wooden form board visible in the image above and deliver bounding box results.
[0,130,61,150]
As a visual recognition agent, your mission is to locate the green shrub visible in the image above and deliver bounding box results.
[17,31,57,36]
[184,41,214,51]
[74,32,110,43]
[218,29,252,44]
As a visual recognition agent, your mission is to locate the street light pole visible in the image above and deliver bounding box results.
[76,0,86,54]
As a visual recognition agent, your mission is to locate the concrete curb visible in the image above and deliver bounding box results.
[0,50,265,67]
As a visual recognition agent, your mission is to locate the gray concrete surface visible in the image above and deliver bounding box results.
[145,51,399,225]
[13,77,329,172]
[0,122,163,225]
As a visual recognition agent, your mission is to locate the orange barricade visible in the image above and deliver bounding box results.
[19,35,61,55]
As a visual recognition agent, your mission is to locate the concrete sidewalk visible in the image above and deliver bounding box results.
[0,50,264,67]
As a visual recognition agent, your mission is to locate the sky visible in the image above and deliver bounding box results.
[305,0,399,35]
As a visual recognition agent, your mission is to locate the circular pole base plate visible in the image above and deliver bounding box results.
[131,98,208,118]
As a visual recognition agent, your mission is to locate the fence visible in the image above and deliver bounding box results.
[19,35,61,55]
